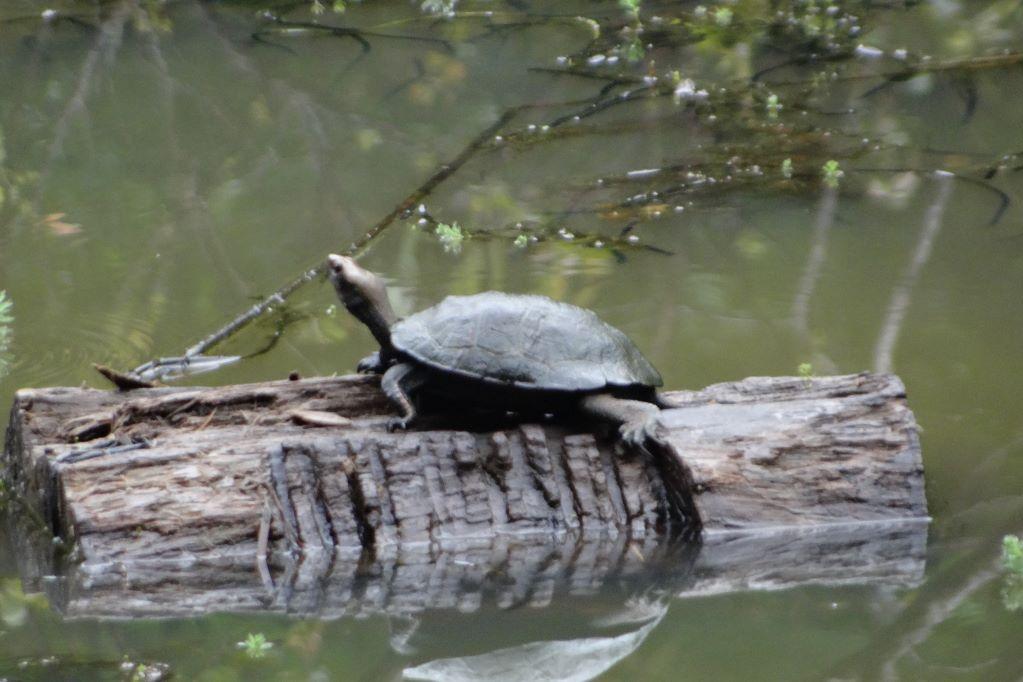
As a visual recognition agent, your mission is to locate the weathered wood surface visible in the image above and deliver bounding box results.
[2,372,928,617]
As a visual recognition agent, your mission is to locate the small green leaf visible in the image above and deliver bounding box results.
[821,160,844,189]
[625,39,645,62]
[238,632,274,659]
[1003,535,1023,575]
[618,0,642,17]
[435,222,465,254]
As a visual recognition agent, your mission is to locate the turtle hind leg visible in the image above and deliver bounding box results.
[381,362,426,431]
[651,390,676,410]
[578,393,662,455]
[634,386,675,410]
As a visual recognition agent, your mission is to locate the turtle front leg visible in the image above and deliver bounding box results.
[357,351,386,374]
[381,362,425,432]
[578,394,662,454]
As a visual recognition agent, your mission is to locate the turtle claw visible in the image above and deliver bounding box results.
[357,352,385,374]
[387,415,414,432]
[618,415,661,455]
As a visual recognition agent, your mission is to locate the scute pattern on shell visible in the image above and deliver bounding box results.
[390,292,662,391]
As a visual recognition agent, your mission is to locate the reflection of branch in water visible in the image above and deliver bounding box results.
[879,557,1001,681]
[855,166,1007,226]
[36,3,131,203]
[402,603,668,682]
[200,5,341,176]
[389,614,421,656]
[204,2,380,218]
[957,424,1023,505]
[873,171,954,374]
[791,186,838,337]
[823,508,1023,681]
[139,18,234,128]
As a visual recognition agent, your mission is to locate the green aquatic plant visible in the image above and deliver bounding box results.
[797,363,814,387]
[0,290,12,336]
[781,158,793,179]
[1,578,48,628]
[120,658,171,681]
[513,234,529,248]
[1004,535,1023,575]
[421,0,457,16]
[822,160,844,189]
[1004,579,1023,612]
[0,127,6,212]
[435,222,465,253]
[0,290,13,379]
[238,632,274,659]
[316,0,347,13]
[1002,535,1023,612]
[619,0,642,17]
[623,38,645,62]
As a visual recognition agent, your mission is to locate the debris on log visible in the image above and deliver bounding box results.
[2,372,928,618]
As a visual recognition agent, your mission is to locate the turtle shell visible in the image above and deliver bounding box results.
[390,292,662,392]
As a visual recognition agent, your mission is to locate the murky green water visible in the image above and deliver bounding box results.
[2,1,1023,679]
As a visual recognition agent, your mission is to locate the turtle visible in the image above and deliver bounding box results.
[327,254,669,450]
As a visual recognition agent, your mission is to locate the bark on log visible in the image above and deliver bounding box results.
[2,372,928,618]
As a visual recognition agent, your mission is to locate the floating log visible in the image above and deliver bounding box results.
[2,372,928,618]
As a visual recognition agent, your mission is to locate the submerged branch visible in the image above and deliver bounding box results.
[548,85,656,128]
[766,50,1023,89]
[528,66,642,84]
[410,211,675,258]
[253,12,454,53]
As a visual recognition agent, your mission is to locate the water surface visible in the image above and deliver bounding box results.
[2,1,1023,679]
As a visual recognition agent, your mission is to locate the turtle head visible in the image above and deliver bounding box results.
[327,254,397,350]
